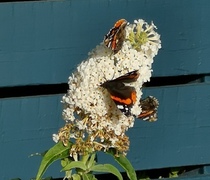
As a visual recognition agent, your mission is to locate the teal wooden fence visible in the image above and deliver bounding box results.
[1,0,210,179]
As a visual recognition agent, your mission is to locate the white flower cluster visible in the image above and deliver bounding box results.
[59,19,161,152]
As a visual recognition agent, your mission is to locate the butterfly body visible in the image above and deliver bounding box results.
[101,70,139,116]
[104,19,127,54]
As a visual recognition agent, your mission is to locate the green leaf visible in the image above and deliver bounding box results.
[86,153,96,169]
[81,154,91,164]
[72,174,81,180]
[61,157,73,168]
[82,173,91,180]
[35,141,72,180]
[62,161,87,171]
[91,164,123,180]
[107,149,137,180]
[169,167,179,178]
[87,173,97,180]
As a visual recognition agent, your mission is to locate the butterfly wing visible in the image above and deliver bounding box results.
[138,96,159,121]
[101,80,136,116]
[114,70,139,82]
[101,70,139,116]
[104,19,127,54]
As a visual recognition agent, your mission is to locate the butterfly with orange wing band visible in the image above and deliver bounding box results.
[104,19,127,54]
[100,70,139,116]
[138,96,159,122]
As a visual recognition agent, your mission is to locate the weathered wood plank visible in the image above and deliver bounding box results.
[1,1,210,179]
[0,95,64,179]
[98,83,210,171]
[1,83,210,178]
[1,0,210,87]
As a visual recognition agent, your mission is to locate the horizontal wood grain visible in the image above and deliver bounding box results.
[1,0,210,179]
[1,0,210,87]
[0,95,64,179]
[99,82,210,171]
[1,82,210,179]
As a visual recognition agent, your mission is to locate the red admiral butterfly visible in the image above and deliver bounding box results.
[104,19,127,54]
[100,70,139,116]
[138,96,159,122]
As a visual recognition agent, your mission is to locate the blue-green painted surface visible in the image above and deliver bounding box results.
[1,83,210,179]
[1,0,210,179]
[0,95,64,179]
[98,83,210,170]
[1,0,210,86]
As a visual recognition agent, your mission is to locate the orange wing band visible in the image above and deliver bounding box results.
[110,91,136,105]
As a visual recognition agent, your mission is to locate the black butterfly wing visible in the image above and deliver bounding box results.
[100,70,139,116]
[114,70,139,82]
[102,80,135,103]
[104,19,127,54]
